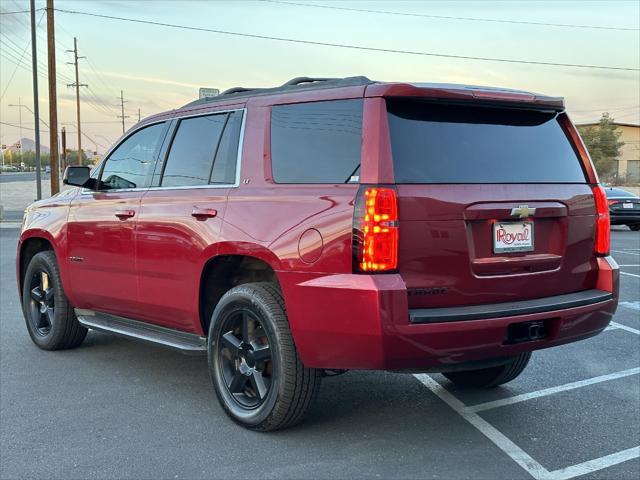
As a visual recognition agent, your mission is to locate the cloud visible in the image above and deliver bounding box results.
[80,69,202,89]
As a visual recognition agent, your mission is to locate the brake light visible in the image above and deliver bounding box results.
[592,186,610,256]
[607,199,618,206]
[353,186,399,272]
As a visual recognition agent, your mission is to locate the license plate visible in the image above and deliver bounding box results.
[493,221,534,253]
[623,202,634,209]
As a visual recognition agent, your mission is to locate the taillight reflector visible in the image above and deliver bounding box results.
[592,186,610,256]
[353,186,399,272]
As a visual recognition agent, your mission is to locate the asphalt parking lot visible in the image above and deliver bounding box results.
[1,226,638,480]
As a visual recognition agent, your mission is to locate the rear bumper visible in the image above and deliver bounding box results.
[409,289,612,324]
[280,256,619,370]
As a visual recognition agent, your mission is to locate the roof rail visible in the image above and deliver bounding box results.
[281,77,338,87]
[220,86,261,95]
[182,76,373,108]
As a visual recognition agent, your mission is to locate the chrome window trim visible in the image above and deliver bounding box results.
[81,107,246,194]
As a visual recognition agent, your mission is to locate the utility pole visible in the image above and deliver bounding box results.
[117,90,129,134]
[67,37,86,165]
[30,0,42,199]
[137,108,141,123]
[61,126,67,171]
[46,0,59,194]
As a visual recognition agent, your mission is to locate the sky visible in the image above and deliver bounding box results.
[1,0,639,154]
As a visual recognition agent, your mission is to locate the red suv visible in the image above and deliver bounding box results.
[17,77,619,430]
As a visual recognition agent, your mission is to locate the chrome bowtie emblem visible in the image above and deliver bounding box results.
[511,205,536,219]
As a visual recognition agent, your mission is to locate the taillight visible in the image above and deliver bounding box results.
[353,186,399,272]
[592,185,610,256]
[607,199,619,207]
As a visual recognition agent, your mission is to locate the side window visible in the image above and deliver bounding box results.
[210,111,243,184]
[271,99,363,183]
[99,123,166,190]
[161,114,227,187]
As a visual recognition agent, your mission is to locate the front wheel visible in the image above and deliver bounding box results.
[208,282,321,431]
[443,352,532,388]
[21,251,87,350]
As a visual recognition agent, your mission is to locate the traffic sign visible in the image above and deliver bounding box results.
[199,87,220,99]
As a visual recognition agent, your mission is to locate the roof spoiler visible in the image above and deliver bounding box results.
[366,83,565,110]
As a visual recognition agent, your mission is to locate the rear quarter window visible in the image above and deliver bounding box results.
[271,99,363,183]
[387,100,586,184]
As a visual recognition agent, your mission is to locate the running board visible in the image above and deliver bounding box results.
[75,309,207,355]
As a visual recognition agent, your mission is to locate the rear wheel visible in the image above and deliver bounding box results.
[21,251,87,350]
[443,352,532,388]
[208,282,321,431]
[628,224,640,231]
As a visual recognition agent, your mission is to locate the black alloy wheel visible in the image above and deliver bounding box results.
[208,283,321,431]
[22,251,87,350]
[27,270,55,337]
[218,309,273,409]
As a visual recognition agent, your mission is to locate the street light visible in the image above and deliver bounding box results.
[7,99,26,166]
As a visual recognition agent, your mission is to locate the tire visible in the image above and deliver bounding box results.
[208,282,321,431]
[21,251,87,350]
[629,224,640,231]
[442,352,532,388]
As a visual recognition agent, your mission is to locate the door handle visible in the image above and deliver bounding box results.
[191,208,218,220]
[115,209,135,220]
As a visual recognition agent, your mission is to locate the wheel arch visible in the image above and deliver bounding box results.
[198,242,283,335]
[17,231,58,296]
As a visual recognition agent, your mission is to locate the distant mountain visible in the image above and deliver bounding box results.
[5,138,50,154]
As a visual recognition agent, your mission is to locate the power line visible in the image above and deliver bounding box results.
[1,30,73,84]
[0,9,33,15]
[53,7,640,72]
[3,6,118,121]
[0,120,75,133]
[0,50,30,72]
[262,0,640,32]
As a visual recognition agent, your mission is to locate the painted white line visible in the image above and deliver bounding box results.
[468,368,640,413]
[610,321,640,335]
[619,301,640,311]
[0,222,22,229]
[618,264,640,267]
[415,374,640,479]
[549,446,640,480]
[620,271,640,278]
[612,250,640,256]
[413,373,552,480]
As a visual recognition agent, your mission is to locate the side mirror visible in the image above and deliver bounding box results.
[63,166,95,189]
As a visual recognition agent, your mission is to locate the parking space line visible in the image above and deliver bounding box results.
[548,446,640,480]
[415,371,640,479]
[618,264,640,267]
[414,373,552,480]
[620,271,640,278]
[612,250,640,256]
[610,321,640,335]
[619,301,640,311]
[467,368,640,413]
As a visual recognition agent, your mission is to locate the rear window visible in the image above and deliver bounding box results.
[271,99,363,183]
[387,100,586,184]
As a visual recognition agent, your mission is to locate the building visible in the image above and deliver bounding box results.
[577,122,640,183]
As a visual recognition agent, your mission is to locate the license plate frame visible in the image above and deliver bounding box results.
[493,221,534,254]
[623,202,634,209]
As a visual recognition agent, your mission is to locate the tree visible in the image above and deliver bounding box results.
[577,113,624,180]
[64,149,90,167]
